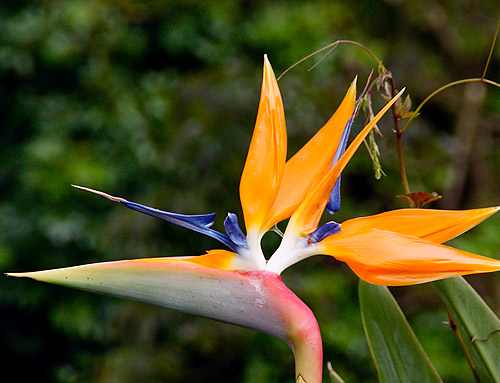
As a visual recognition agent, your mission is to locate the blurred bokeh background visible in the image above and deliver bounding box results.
[1,1,500,382]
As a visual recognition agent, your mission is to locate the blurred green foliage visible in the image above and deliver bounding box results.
[1,1,500,382]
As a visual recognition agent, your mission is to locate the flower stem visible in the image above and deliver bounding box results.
[271,274,323,383]
[396,131,411,197]
[388,77,412,197]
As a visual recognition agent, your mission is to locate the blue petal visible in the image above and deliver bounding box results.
[327,117,354,214]
[121,201,239,252]
[224,213,248,248]
[326,176,341,215]
[307,221,341,244]
[333,118,354,164]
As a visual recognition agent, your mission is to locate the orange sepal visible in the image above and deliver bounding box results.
[126,249,251,271]
[319,229,500,286]
[240,55,287,233]
[184,249,239,270]
[262,79,357,230]
[341,207,500,243]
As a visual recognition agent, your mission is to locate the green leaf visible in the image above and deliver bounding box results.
[359,281,442,383]
[433,277,500,382]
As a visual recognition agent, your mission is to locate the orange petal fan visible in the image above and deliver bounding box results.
[319,229,500,286]
[287,89,404,236]
[240,55,286,234]
[262,79,357,230]
[341,207,500,243]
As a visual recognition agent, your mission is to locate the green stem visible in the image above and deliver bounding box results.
[396,132,411,197]
[388,77,412,197]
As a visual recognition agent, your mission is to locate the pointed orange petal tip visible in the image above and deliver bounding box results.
[341,206,500,243]
[350,75,358,92]
[240,55,287,235]
[319,229,500,286]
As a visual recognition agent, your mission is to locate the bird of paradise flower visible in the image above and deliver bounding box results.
[8,56,500,383]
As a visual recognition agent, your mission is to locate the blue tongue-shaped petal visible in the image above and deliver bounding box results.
[326,117,354,215]
[224,213,248,248]
[72,185,240,252]
[307,221,341,244]
[326,177,342,215]
[121,200,215,229]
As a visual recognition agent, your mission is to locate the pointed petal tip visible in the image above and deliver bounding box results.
[320,229,500,286]
[473,205,500,223]
[5,272,24,278]
[475,205,500,219]
[5,271,48,281]
[263,55,275,81]
[345,76,357,99]
[263,54,271,69]
[351,75,358,88]
[6,270,51,279]
[72,185,125,202]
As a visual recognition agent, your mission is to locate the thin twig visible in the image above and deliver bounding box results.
[388,76,412,196]
[470,328,500,344]
[403,13,500,132]
[401,78,500,133]
[277,40,382,81]
[445,309,481,383]
[482,14,500,80]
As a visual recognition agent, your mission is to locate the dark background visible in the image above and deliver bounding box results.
[1,1,500,382]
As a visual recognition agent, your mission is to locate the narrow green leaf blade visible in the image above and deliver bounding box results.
[433,276,500,382]
[359,281,442,383]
